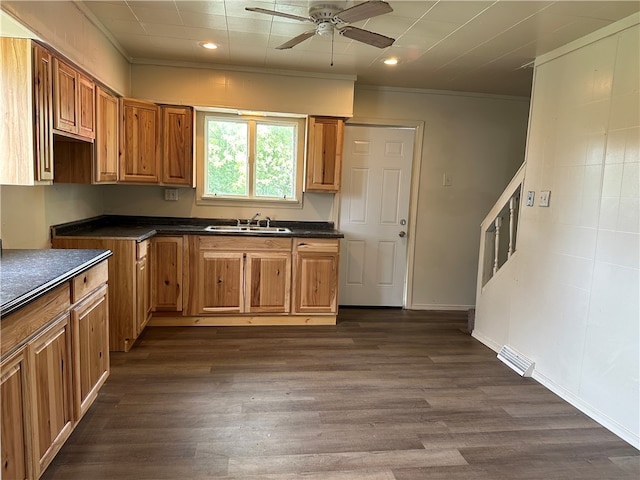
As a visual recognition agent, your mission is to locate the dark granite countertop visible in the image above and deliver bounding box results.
[51,215,344,242]
[1,249,112,318]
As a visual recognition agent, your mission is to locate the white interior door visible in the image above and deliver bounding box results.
[339,125,415,306]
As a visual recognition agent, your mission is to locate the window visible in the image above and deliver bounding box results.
[201,114,304,203]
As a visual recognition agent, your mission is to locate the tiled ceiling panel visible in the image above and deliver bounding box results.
[74,0,640,96]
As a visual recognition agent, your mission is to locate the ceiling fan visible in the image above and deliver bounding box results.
[245,1,395,50]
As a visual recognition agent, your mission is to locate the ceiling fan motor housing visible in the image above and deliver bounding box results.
[309,4,343,23]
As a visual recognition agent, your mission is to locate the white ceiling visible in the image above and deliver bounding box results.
[79,0,639,96]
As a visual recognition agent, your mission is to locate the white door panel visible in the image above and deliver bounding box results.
[339,125,414,306]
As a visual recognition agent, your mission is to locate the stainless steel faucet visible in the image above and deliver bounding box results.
[248,212,261,225]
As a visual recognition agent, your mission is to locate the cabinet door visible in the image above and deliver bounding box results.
[245,252,291,313]
[305,116,344,192]
[78,73,95,140]
[152,236,184,311]
[1,350,31,480]
[195,251,244,314]
[71,285,109,420]
[52,58,78,136]
[95,86,119,182]
[162,105,193,186]
[29,313,73,477]
[136,255,151,336]
[293,240,340,314]
[33,43,54,182]
[120,98,160,183]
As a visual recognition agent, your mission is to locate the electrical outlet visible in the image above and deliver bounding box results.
[526,191,535,206]
[539,190,551,207]
[164,188,179,201]
[443,172,453,187]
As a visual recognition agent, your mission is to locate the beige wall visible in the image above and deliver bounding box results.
[0,184,104,249]
[1,1,130,94]
[131,64,354,117]
[474,16,639,447]
[102,185,336,223]
[353,86,530,309]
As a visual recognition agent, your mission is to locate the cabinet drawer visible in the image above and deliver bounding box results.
[137,240,148,259]
[1,285,70,359]
[71,261,108,303]
[294,238,340,253]
[199,236,292,252]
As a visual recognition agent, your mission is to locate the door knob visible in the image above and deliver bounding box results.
[399,231,406,238]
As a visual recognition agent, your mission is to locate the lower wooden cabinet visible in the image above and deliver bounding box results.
[52,237,149,352]
[1,349,30,480]
[29,313,74,477]
[189,236,292,315]
[292,238,340,314]
[196,251,244,314]
[71,285,109,420]
[245,252,291,313]
[0,261,110,479]
[136,253,151,336]
[151,236,184,312]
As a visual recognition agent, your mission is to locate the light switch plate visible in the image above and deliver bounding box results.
[443,172,453,187]
[164,188,179,201]
[526,191,535,206]
[539,190,551,207]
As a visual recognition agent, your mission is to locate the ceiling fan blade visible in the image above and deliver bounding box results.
[339,26,394,48]
[245,7,312,23]
[335,1,393,24]
[276,30,317,50]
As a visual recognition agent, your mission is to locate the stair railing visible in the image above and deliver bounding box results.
[478,163,525,287]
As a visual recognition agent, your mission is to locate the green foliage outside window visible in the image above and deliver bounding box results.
[206,120,248,196]
[205,116,297,200]
[256,123,295,198]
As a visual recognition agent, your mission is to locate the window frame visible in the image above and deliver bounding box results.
[196,111,305,206]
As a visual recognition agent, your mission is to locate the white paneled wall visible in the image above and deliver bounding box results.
[474,15,639,447]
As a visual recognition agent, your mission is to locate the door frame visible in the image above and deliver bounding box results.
[335,117,424,309]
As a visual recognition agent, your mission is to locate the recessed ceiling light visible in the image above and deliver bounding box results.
[383,58,398,65]
[199,41,218,50]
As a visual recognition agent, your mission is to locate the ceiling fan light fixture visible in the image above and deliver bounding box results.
[383,58,398,65]
[199,41,218,50]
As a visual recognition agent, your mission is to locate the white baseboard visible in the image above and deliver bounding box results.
[472,331,639,449]
[409,303,474,311]
[471,330,502,353]
[532,370,640,450]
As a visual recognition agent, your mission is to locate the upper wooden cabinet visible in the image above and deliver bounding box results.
[119,98,161,183]
[162,105,194,186]
[120,100,194,186]
[305,116,345,192]
[94,86,119,183]
[0,38,54,185]
[33,44,55,182]
[52,57,95,141]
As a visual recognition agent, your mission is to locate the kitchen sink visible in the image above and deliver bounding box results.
[204,225,291,234]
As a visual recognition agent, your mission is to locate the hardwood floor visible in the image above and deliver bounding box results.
[42,308,639,479]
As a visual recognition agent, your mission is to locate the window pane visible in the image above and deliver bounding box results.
[205,119,248,196]
[255,123,296,199]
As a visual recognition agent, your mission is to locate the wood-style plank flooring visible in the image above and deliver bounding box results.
[42,308,639,479]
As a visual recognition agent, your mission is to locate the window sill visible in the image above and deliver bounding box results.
[196,195,304,208]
